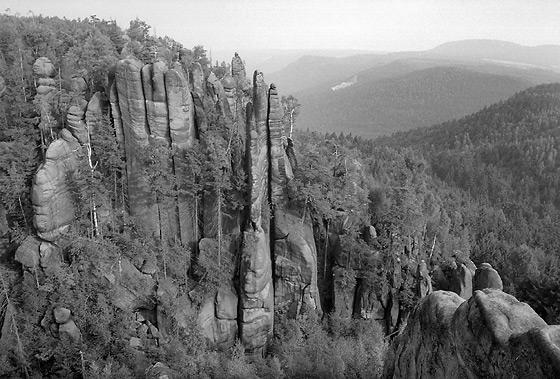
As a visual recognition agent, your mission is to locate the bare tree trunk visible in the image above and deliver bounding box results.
[217,185,222,267]
[429,235,437,259]
[289,109,295,139]
[18,195,28,230]
[39,129,46,159]
[18,48,26,103]
[80,350,86,379]
[323,220,329,277]
[85,131,99,237]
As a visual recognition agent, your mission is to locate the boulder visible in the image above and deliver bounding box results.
[53,307,71,324]
[58,319,81,343]
[452,289,547,377]
[140,257,158,275]
[129,337,142,348]
[145,362,175,379]
[15,236,41,269]
[473,262,503,291]
[33,57,55,77]
[106,257,156,312]
[364,225,377,243]
[32,131,81,241]
[385,289,560,378]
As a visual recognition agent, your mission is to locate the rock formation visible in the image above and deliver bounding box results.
[33,57,57,133]
[385,266,560,378]
[416,260,432,298]
[18,53,322,353]
[473,262,503,291]
[32,129,81,241]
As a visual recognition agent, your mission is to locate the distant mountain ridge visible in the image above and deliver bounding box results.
[429,39,560,69]
[297,66,533,138]
[265,39,560,137]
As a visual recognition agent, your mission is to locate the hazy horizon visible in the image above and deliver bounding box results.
[2,0,559,55]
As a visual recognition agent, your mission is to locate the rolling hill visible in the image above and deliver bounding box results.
[296,66,533,138]
[266,53,386,94]
[265,40,560,138]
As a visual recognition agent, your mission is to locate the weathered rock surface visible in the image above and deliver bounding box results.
[85,91,107,136]
[416,260,432,298]
[66,101,88,144]
[247,71,269,227]
[115,58,160,237]
[473,262,503,291]
[23,53,323,353]
[33,57,55,78]
[145,362,175,379]
[33,57,57,132]
[333,265,356,319]
[239,228,273,351]
[32,129,81,241]
[268,83,292,206]
[15,235,41,269]
[95,256,156,312]
[197,286,238,349]
[449,261,474,299]
[385,289,560,378]
[273,210,321,317]
[232,53,246,82]
[58,319,81,343]
[53,307,71,324]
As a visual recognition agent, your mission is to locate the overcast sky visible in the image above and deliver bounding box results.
[3,0,559,52]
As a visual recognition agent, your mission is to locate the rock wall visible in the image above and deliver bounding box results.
[23,54,321,353]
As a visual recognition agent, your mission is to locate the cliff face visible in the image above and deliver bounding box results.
[16,53,320,353]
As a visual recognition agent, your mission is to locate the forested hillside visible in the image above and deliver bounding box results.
[297,66,532,137]
[378,83,560,322]
[268,40,560,138]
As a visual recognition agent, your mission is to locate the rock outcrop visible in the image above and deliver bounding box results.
[473,262,503,291]
[20,53,323,353]
[32,129,81,241]
[385,288,560,378]
[33,57,57,133]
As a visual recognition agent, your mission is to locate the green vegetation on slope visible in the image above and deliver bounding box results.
[378,83,560,322]
[298,66,532,138]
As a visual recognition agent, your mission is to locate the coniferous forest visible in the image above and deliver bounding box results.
[1,13,560,378]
